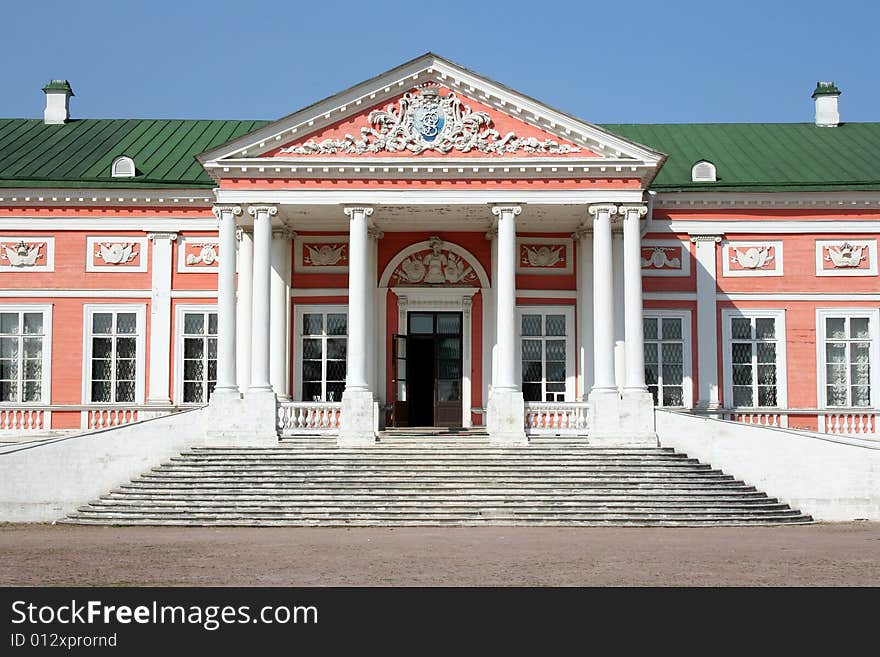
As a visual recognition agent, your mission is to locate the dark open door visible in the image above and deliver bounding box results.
[391,333,408,427]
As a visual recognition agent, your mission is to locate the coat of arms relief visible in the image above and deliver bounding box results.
[281,84,582,156]
[1,241,43,267]
[392,237,477,285]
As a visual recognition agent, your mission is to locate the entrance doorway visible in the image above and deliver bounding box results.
[392,311,463,428]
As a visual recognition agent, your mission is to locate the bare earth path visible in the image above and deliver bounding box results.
[1,523,878,586]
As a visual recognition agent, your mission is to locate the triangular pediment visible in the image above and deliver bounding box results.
[199,53,665,175]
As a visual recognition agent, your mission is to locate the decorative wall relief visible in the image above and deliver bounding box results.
[816,240,877,276]
[177,237,219,273]
[722,241,783,277]
[640,241,689,277]
[391,237,478,286]
[86,236,147,272]
[294,235,350,274]
[516,238,573,275]
[279,83,581,157]
[0,237,54,272]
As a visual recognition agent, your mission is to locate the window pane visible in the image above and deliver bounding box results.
[0,381,16,402]
[91,381,111,403]
[756,342,776,363]
[438,337,460,360]
[302,381,322,402]
[183,359,203,380]
[522,361,542,382]
[302,361,322,381]
[732,386,753,407]
[545,340,565,361]
[116,359,136,381]
[115,381,135,402]
[116,337,136,359]
[661,318,682,340]
[184,338,204,359]
[644,342,658,364]
[850,317,870,339]
[326,383,344,403]
[757,386,777,407]
[545,315,566,336]
[826,317,846,340]
[91,359,111,380]
[302,338,322,360]
[183,381,202,403]
[755,318,776,340]
[661,342,683,365]
[522,382,541,402]
[826,363,846,386]
[732,343,752,364]
[207,338,217,359]
[643,318,658,341]
[92,337,112,359]
[0,359,18,380]
[0,338,16,358]
[731,317,751,340]
[92,313,112,334]
[327,313,347,335]
[22,381,40,402]
[23,313,43,334]
[545,361,565,382]
[521,315,541,336]
[852,342,870,364]
[0,313,19,335]
[645,363,659,386]
[732,364,753,386]
[326,338,347,359]
[207,360,216,383]
[522,340,542,361]
[116,313,137,334]
[325,360,346,381]
[22,337,40,359]
[852,386,871,407]
[757,364,777,386]
[24,359,41,379]
[207,313,218,335]
[184,313,204,335]
[825,342,846,364]
[436,314,460,335]
[437,380,461,401]
[663,364,683,386]
[663,386,684,407]
[303,314,323,335]
[851,363,870,387]
[826,384,847,406]
[409,314,433,334]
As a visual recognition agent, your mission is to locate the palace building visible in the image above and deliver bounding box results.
[1,54,878,450]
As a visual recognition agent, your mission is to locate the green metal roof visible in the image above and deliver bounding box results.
[1,117,879,193]
[603,122,880,192]
[0,118,269,189]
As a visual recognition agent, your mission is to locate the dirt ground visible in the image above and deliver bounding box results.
[1,523,878,586]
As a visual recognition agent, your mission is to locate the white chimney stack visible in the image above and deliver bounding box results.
[42,80,74,125]
[812,81,840,127]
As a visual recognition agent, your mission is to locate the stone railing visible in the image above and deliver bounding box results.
[278,401,342,435]
[0,407,49,432]
[719,410,788,428]
[0,405,182,436]
[524,402,590,436]
[685,407,879,439]
[818,411,878,437]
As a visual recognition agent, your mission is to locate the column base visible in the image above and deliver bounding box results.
[338,388,378,446]
[204,389,279,447]
[486,388,527,445]
[587,387,657,446]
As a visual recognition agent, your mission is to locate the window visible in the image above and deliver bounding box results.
[643,312,692,407]
[691,160,717,182]
[296,307,347,402]
[178,309,217,404]
[111,155,136,178]
[0,306,51,403]
[818,310,879,408]
[517,307,575,402]
[721,310,787,409]
[84,305,145,404]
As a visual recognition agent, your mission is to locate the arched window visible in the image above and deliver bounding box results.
[691,160,716,182]
[111,155,136,178]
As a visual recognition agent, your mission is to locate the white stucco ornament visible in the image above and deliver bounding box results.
[281,84,581,156]
[186,243,219,266]
[824,242,866,268]
[393,237,476,285]
[523,245,564,267]
[95,242,138,265]
[641,247,681,269]
[1,241,42,267]
[305,244,346,266]
[732,245,773,269]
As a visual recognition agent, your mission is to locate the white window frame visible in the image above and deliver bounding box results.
[81,304,147,405]
[174,304,218,406]
[721,308,788,409]
[816,308,880,409]
[643,309,693,409]
[293,304,348,402]
[0,304,53,405]
[515,305,576,402]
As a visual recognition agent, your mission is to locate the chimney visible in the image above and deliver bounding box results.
[812,81,840,127]
[42,80,74,125]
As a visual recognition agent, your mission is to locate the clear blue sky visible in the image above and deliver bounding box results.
[2,0,877,124]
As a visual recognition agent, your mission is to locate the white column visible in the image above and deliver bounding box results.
[212,206,241,399]
[574,227,594,399]
[270,228,292,400]
[235,228,253,392]
[482,228,497,416]
[621,205,649,391]
[612,230,626,389]
[589,204,618,397]
[486,205,526,444]
[339,206,377,446]
[246,205,276,393]
[691,234,723,409]
[146,231,177,405]
[367,226,383,395]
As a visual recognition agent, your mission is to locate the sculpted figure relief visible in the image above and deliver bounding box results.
[393,238,476,285]
[825,242,866,268]
[304,243,346,267]
[731,245,774,269]
[1,241,43,267]
[522,245,564,268]
[95,242,138,265]
[186,243,219,266]
[641,247,681,269]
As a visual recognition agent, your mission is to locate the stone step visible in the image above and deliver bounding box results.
[196,446,666,454]
[106,491,772,501]
[150,465,717,475]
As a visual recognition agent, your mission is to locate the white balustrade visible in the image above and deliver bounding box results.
[524,402,590,436]
[85,408,140,430]
[721,411,787,428]
[0,408,47,431]
[278,401,342,435]
[820,412,878,437]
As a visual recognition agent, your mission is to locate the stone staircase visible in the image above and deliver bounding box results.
[63,436,813,526]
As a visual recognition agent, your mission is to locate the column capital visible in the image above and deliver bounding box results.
[343,206,374,218]
[246,205,278,218]
[588,203,618,218]
[490,205,522,218]
[147,231,178,242]
[689,234,723,243]
[618,204,648,219]
[212,205,242,219]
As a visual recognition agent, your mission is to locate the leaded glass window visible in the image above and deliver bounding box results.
[89,311,139,403]
[824,316,872,407]
[181,311,217,404]
[301,311,347,402]
[729,315,779,407]
[644,316,685,407]
[520,312,567,402]
[0,310,46,403]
